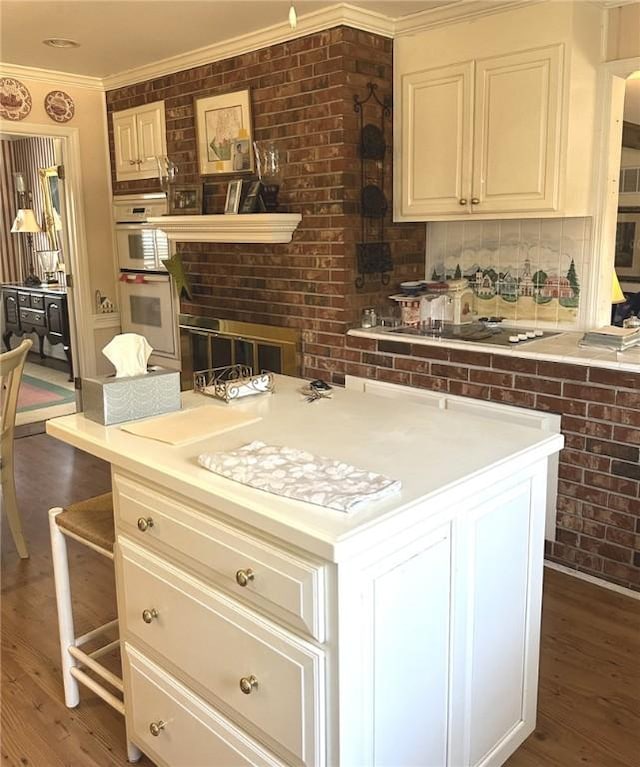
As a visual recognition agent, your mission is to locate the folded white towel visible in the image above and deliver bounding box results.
[198,441,401,513]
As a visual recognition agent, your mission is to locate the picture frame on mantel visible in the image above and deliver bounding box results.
[195,89,254,176]
[169,184,203,215]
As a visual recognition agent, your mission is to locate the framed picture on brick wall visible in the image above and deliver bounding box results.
[195,89,254,176]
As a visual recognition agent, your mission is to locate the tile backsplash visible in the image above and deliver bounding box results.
[426,218,592,328]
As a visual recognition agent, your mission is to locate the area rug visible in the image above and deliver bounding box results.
[17,374,75,413]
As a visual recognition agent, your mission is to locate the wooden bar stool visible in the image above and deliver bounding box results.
[49,493,140,762]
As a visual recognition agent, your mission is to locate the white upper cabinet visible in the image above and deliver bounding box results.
[113,101,167,182]
[394,2,602,221]
[401,61,473,215]
[473,46,563,214]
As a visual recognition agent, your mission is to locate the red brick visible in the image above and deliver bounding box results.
[605,527,638,548]
[613,426,640,445]
[375,368,411,386]
[394,357,430,374]
[362,352,393,368]
[562,417,613,439]
[489,388,536,408]
[579,537,633,564]
[469,369,514,388]
[378,339,412,356]
[514,375,562,395]
[560,448,610,472]
[492,356,538,374]
[448,349,493,367]
[583,471,638,497]
[583,502,637,530]
[616,389,640,409]
[537,361,588,381]
[536,395,587,417]
[589,367,640,390]
[431,364,469,381]
[606,495,640,516]
[586,439,639,462]
[563,382,616,404]
[559,463,583,483]
[611,461,640,482]
[448,381,490,400]
[410,373,449,392]
[410,344,450,360]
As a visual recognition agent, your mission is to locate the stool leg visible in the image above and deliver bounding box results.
[49,508,80,708]
[127,740,142,762]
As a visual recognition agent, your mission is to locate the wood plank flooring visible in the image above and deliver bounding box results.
[2,433,639,767]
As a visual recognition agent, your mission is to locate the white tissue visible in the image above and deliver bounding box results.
[102,333,153,378]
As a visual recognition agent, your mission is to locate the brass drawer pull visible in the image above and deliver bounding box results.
[149,720,166,736]
[142,608,159,624]
[459,198,467,205]
[239,675,258,694]
[471,197,480,205]
[235,568,255,587]
[137,517,154,532]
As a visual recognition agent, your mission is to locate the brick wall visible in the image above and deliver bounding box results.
[106,27,425,377]
[345,334,640,592]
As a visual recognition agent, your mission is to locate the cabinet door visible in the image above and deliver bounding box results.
[3,290,20,327]
[338,523,453,766]
[113,110,140,181]
[44,296,67,343]
[399,61,473,216]
[449,477,545,767]
[136,102,167,177]
[472,45,563,213]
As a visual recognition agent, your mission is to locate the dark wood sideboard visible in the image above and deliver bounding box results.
[1,284,72,380]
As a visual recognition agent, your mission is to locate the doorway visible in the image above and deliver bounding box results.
[1,131,80,429]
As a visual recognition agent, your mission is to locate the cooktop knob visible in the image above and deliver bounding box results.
[509,335,520,343]
[518,333,528,341]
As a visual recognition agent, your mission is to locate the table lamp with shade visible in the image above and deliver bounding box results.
[612,270,626,305]
[10,208,42,287]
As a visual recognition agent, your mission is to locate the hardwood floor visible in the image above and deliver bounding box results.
[2,434,639,767]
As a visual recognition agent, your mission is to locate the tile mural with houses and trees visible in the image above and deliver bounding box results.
[427,218,590,326]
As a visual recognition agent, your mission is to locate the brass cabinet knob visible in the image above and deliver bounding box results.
[137,517,154,532]
[459,198,468,205]
[235,568,255,587]
[239,675,258,694]
[471,197,480,205]
[149,720,165,737]
[142,608,159,624]
[128,160,137,166]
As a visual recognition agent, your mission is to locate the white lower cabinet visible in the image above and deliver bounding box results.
[124,644,286,767]
[115,465,546,767]
[118,539,325,767]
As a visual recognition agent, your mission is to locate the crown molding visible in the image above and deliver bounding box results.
[1,1,551,94]
[0,61,104,91]
[393,0,543,37]
[101,3,395,91]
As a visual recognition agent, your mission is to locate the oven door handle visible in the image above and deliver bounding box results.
[119,273,169,284]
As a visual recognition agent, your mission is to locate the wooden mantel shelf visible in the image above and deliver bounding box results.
[147,213,302,244]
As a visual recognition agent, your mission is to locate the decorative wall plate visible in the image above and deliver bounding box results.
[0,77,32,121]
[44,90,75,123]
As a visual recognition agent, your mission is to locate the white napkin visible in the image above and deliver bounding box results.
[198,441,402,513]
[102,333,153,378]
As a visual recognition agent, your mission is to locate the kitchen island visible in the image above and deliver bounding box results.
[47,375,563,767]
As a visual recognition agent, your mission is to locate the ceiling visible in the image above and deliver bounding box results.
[0,1,452,79]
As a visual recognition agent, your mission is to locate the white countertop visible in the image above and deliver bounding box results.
[349,327,640,372]
[46,375,562,562]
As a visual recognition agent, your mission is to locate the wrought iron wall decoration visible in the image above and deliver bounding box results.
[353,82,392,289]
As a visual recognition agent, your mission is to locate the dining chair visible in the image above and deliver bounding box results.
[1,338,33,559]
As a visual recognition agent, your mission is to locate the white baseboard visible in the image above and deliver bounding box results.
[544,560,640,601]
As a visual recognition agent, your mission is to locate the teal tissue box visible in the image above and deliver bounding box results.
[82,367,181,425]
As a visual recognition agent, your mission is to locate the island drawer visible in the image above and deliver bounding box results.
[123,643,286,767]
[118,539,325,767]
[114,473,326,641]
[19,307,45,327]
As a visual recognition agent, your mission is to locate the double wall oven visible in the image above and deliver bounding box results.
[113,194,179,363]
